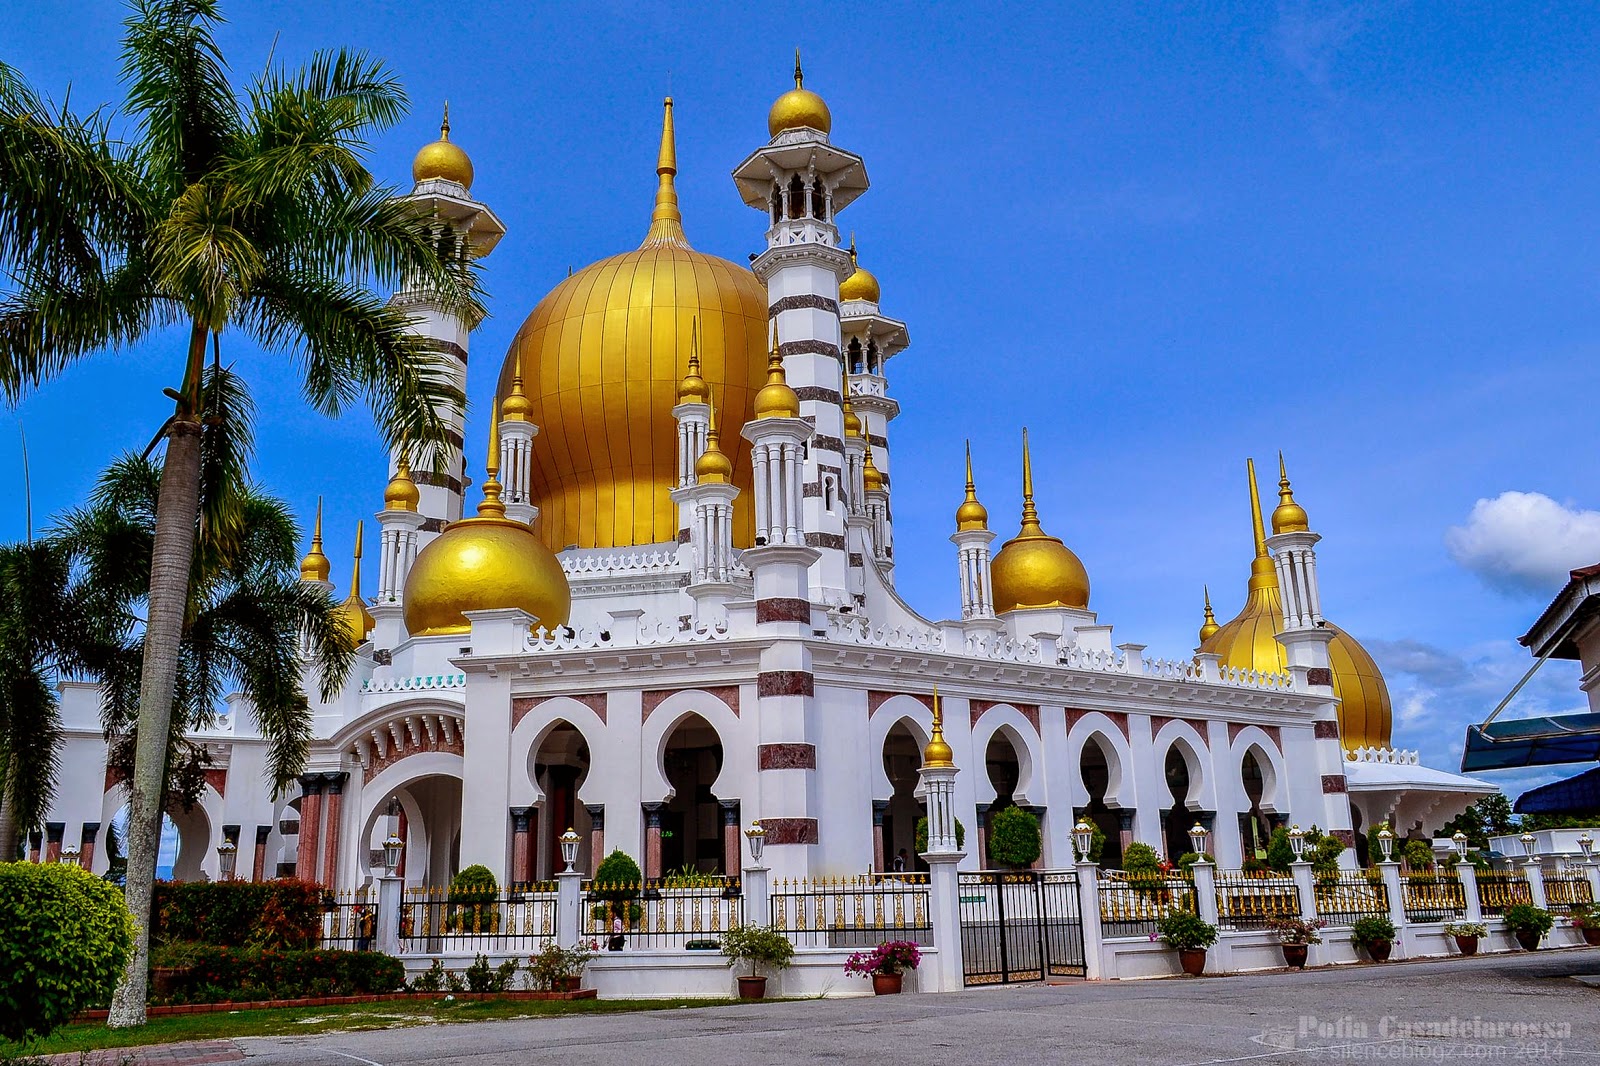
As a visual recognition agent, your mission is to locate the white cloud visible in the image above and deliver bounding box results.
[1445,491,1600,597]
[1272,2,1370,90]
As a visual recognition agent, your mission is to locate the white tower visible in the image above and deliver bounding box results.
[952,443,1001,629]
[732,55,869,607]
[679,401,740,621]
[669,327,713,542]
[498,374,539,527]
[393,107,506,540]
[371,454,424,650]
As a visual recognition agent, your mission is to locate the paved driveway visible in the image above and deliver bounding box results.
[242,950,1598,1065]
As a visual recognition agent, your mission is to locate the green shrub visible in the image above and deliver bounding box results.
[1175,852,1213,870]
[1502,903,1555,938]
[448,865,500,933]
[1122,842,1161,875]
[156,946,404,1004]
[720,924,796,977]
[152,879,322,948]
[591,849,644,924]
[0,862,135,1043]
[913,815,967,854]
[1350,915,1396,947]
[462,953,519,993]
[1265,827,1296,872]
[988,807,1042,868]
[1402,839,1435,870]
[1155,909,1217,951]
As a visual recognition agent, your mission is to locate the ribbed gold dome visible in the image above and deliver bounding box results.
[384,456,420,512]
[496,99,769,551]
[1200,460,1392,750]
[955,442,989,532]
[840,237,881,302]
[753,335,801,421]
[299,498,330,583]
[1271,453,1309,534]
[991,431,1090,612]
[412,106,473,189]
[768,51,832,137]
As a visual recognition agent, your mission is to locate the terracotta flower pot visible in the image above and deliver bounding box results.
[1281,944,1308,969]
[556,976,581,993]
[1454,935,1479,956]
[1178,948,1207,976]
[150,966,190,999]
[737,975,767,999]
[872,972,903,995]
[1581,927,1600,947]
[1514,930,1541,952]
[1364,939,1392,963]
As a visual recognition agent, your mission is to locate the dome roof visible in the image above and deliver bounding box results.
[768,52,832,137]
[991,431,1091,612]
[955,443,989,532]
[496,99,769,551]
[384,456,420,512]
[412,106,473,189]
[1200,460,1392,750]
[299,498,330,583]
[840,237,880,302]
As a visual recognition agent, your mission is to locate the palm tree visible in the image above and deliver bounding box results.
[0,2,477,1024]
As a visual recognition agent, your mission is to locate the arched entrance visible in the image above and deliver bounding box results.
[881,721,925,872]
[984,730,1023,867]
[362,775,462,888]
[1161,745,1199,860]
[660,713,725,875]
[108,802,209,882]
[1240,747,1274,861]
[1078,736,1123,868]
[531,722,592,881]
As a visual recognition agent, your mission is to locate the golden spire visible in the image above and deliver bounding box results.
[795,46,805,89]
[1199,586,1220,643]
[677,318,710,404]
[1246,458,1277,590]
[753,320,800,419]
[334,520,376,643]
[923,685,954,768]
[863,439,885,492]
[477,398,507,519]
[644,97,687,247]
[842,391,862,438]
[839,231,882,303]
[502,372,532,421]
[412,102,473,188]
[349,520,365,593]
[384,451,420,513]
[1271,451,1310,534]
[441,100,451,141]
[299,497,331,583]
[955,440,989,531]
[768,46,833,137]
[1019,427,1045,536]
[694,394,733,484]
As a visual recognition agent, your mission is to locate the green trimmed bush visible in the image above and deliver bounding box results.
[0,862,135,1042]
[988,806,1042,868]
[913,815,966,854]
[1265,827,1296,872]
[591,849,645,925]
[1402,839,1436,870]
[156,946,404,1004]
[1122,842,1161,875]
[152,879,322,948]
[447,865,500,934]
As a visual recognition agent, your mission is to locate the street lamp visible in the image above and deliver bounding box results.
[1519,832,1537,861]
[1288,825,1306,861]
[745,821,766,865]
[559,828,581,873]
[216,839,237,880]
[1188,823,1209,857]
[58,846,81,867]
[1073,819,1096,862]
[382,833,405,875]
[1578,832,1594,863]
[1376,824,1394,862]
[1451,831,1469,859]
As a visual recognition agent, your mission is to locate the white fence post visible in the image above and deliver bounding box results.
[924,854,965,992]
[1584,859,1600,906]
[1377,861,1407,958]
[1289,860,1317,922]
[1457,863,1483,923]
[556,870,583,948]
[1075,860,1104,981]
[743,864,770,927]
[1191,860,1220,927]
[1523,860,1548,910]
[376,873,403,957]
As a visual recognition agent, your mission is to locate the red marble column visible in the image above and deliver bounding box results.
[527,806,541,881]
[643,803,663,880]
[27,831,41,863]
[43,823,63,864]
[395,807,409,881]
[252,825,270,883]
[585,804,605,877]
[872,801,888,872]
[79,822,100,871]
[510,807,532,886]
[294,778,322,883]
[320,774,346,887]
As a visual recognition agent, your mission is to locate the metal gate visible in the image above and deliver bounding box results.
[957,870,1084,985]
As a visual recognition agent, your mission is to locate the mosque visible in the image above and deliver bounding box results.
[38,61,1492,886]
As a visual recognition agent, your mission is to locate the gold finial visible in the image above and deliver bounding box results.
[678,318,709,404]
[644,97,687,247]
[863,439,885,492]
[842,391,862,438]
[384,450,420,512]
[849,231,857,262]
[753,320,800,419]
[351,519,364,588]
[1199,585,1220,643]
[300,497,331,582]
[334,519,375,642]
[477,397,507,518]
[502,372,532,421]
[923,685,955,768]
[441,101,451,141]
[794,46,804,89]
[1246,458,1277,590]
[694,393,733,484]
[956,440,989,531]
[1018,427,1046,535]
[1271,451,1310,534]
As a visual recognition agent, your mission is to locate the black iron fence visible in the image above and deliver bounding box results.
[769,875,931,949]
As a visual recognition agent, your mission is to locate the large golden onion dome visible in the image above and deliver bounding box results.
[332,522,376,644]
[768,50,832,138]
[496,98,769,551]
[990,430,1091,613]
[403,409,571,636]
[955,442,989,532]
[412,105,474,189]
[1199,459,1392,750]
[299,498,331,583]
[839,235,881,303]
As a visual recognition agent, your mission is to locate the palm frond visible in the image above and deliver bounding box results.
[120,0,238,197]
[0,265,165,402]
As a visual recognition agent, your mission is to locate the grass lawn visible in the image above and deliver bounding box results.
[3,996,745,1057]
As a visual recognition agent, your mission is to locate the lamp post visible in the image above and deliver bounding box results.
[1376,824,1394,863]
[216,839,237,881]
[1451,831,1469,860]
[1073,819,1096,863]
[1519,832,1538,863]
[58,846,81,867]
[745,821,767,866]
[559,828,581,873]
[1578,832,1594,863]
[1187,823,1210,858]
[1288,825,1306,861]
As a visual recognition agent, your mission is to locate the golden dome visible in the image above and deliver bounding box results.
[677,325,710,405]
[842,393,862,438]
[403,410,571,636]
[955,442,989,532]
[863,442,886,492]
[1271,452,1309,534]
[384,454,420,512]
[768,50,832,138]
[839,235,881,303]
[501,374,533,422]
[1199,459,1392,750]
[923,687,954,769]
[299,497,331,583]
[753,327,801,420]
[991,430,1091,612]
[412,104,473,189]
[694,404,733,484]
[333,521,375,644]
[496,98,770,552]
[1198,586,1220,644]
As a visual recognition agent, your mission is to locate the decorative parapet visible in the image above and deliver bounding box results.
[361,673,466,694]
[521,616,730,654]
[1058,643,1292,691]
[828,616,947,652]
[1346,746,1421,765]
[636,616,731,645]
[561,547,685,577]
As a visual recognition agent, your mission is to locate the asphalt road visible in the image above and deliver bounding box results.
[242,950,1599,1065]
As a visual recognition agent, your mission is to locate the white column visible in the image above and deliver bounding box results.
[1074,861,1105,981]
[1377,860,1408,959]
[1522,858,1548,910]
[1457,863,1483,923]
[556,869,582,948]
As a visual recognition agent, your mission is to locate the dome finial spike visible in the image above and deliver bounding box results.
[300,496,331,583]
[965,440,975,492]
[478,397,507,518]
[350,519,364,592]
[441,101,450,141]
[689,317,700,374]
[1247,457,1267,558]
[795,46,804,89]
[923,684,954,768]
[1271,450,1310,533]
[312,496,324,548]
[956,439,989,532]
[1199,584,1221,643]
[644,97,686,247]
[1019,427,1043,532]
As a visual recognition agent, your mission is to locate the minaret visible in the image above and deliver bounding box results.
[670,322,712,540]
[840,394,870,605]
[952,442,1000,628]
[733,54,870,606]
[681,399,740,620]
[862,441,891,571]
[499,374,539,526]
[395,106,505,539]
[333,522,376,646]
[299,498,332,592]
[372,450,424,650]
[839,235,909,572]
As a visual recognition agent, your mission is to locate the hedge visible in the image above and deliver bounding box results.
[152,879,323,948]
[155,947,404,1004]
[0,862,135,1043]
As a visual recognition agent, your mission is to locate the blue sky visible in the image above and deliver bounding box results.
[4,2,1599,800]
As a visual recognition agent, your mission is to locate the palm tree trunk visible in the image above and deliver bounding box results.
[0,755,19,861]
[107,322,208,1028]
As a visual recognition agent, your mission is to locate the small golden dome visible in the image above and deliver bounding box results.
[955,441,989,532]
[678,326,710,405]
[923,687,954,769]
[753,328,801,420]
[299,498,331,583]
[403,409,571,636]
[412,104,473,189]
[1271,452,1309,534]
[333,521,375,643]
[842,393,863,438]
[768,50,832,138]
[695,404,733,484]
[990,430,1091,612]
[839,236,881,303]
[1199,586,1220,643]
[384,454,420,512]
[501,374,533,421]
[863,443,886,492]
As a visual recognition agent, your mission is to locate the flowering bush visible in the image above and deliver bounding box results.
[1443,922,1487,938]
[529,940,598,989]
[1151,909,1217,951]
[152,879,321,948]
[153,946,404,1004]
[844,940,922,977]
[1569,905,1596,931]
[1266,916,1327,945]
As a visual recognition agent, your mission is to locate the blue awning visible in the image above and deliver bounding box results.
[1514,765,1600,814]
[1460,712,1600,771]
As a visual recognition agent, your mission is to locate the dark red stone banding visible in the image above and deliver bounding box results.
[758,743,816,770]
[758,671,815,698]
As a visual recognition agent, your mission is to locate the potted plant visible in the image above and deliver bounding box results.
[1152,909,1218,976]
[844,940,922,995]
[1266,916,1326,969]
[149,939,205,1000]
[1502,903,1555,951]
[1442,921,1486,956]
[1571,904,1600,947]
[1350,916,1397,962]
[988,806,1042,870]
[720,924,795,999]
[529,940,598,992]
